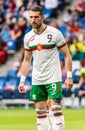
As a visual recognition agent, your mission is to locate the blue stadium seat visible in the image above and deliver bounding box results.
[6,69,17,77]
[2,89,14,99]
[0,76,6,100]
[62,87,73,107]
[62,88,73,97]
[13,89,29,99]
[74,87,79,97]
[5,76,20,89]
[72,69,80,83]
[0,76,14,99]
[7,40,16,54]
[2,76,20,99]
[0,76,6,91]
[43,8,52,19]
[13,76,31,99]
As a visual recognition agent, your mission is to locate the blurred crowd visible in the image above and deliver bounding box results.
[0,0,71,64]
[0,0,85,78]
[0,0,85,107]
[0,0,85,73]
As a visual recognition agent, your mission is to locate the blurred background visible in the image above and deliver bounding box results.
[0,0,85,110]
[0,1,85,130]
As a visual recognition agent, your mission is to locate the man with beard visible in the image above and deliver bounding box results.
[18,5,73,130]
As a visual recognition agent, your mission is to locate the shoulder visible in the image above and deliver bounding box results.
[47,25,60,34]
[24,29,34,39]
[47,25,65,41]
[24,29,35,45]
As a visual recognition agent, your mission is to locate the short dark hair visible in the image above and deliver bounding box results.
[30,5,43,16]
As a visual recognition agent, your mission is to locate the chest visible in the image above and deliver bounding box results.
[29,33,56,48]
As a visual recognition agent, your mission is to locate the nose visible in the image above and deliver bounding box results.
[31,17,36,23]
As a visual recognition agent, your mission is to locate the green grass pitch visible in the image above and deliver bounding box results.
[0,108,85,130]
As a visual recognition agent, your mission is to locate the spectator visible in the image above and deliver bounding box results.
[50,20,59,29]
[15,0,23,8]
[76,0,85,12]
[0,9,5,25]
[0,0,8,14]
[70,21,82,37]
[78,68,85,106]
[5,8,15,29]
[26,0,37,10]
[10,22,23,50]
[0,22,11,43]
[8,0,16,12]
[13,57,21,73]
[44,0,59,18]
[0,39,7,64]
[18,0,27,13]
[69,37,84,61]
[63,8,73,24]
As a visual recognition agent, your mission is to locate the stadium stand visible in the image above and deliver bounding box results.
[0,75,32,108]
[0,0,85,108]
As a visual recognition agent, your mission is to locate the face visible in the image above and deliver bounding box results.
[29,11,44,29]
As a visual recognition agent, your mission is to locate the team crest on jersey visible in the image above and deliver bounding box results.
[37,44,42,51]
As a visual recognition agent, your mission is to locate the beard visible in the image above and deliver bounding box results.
[31,22,42,29]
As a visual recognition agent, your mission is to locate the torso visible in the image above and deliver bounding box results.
[24,25,66,85]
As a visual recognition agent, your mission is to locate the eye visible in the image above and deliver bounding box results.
[34,16,39,18]
[30,16,40,19]
[30,16,33,18]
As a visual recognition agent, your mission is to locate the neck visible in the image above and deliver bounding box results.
[34,23,47,34]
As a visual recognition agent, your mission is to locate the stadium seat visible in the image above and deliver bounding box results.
[74,87,79,97]
[5,76,20,89]
[0,76,6,100]
[72,69,80,83]
[74,87,85,107]
[72,87,82,107]
[43,8,52,20]
[13,76,31,99]
[2,89,14,99]
[13,89,29,99]
[0,77,6,91]
[62,87,73,107]
[6,69,17,77]
[7,40,16,54]
[62,88,73,97]
[2,76,20,99]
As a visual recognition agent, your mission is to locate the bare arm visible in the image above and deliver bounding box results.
[59,44,73,89]
[21,50,32,76]
[18,50,32,93]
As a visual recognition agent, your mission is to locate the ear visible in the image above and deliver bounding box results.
[42,15,45,21]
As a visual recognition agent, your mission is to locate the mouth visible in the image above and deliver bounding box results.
[32,23,37,26]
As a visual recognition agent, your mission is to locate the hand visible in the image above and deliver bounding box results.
[78,90,85,96]
[18,82,26,93]
[64,78,73,90]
